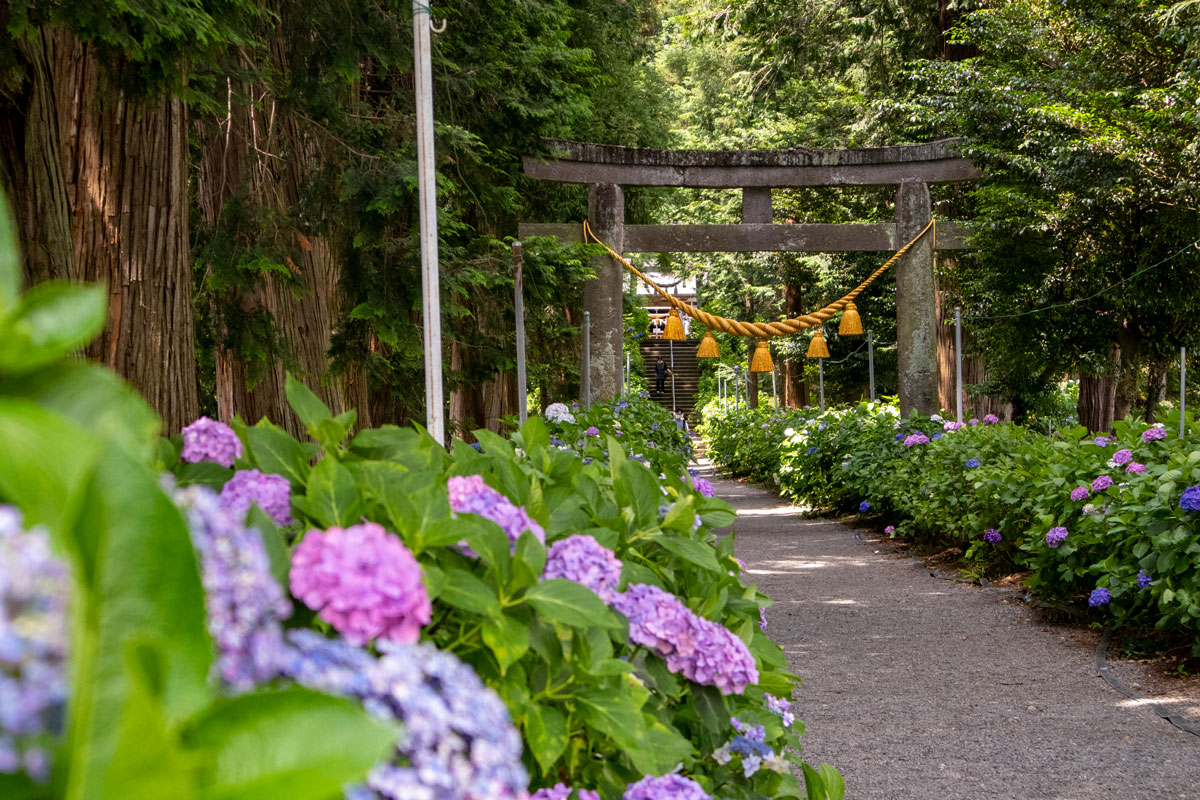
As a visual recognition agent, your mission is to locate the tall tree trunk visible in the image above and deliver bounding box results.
[746,344,759,410]
[1078,344,1119,432]
[55,38,198,431]
[783,283,808,407]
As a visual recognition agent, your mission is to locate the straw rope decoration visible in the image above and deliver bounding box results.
[581,218,936,338]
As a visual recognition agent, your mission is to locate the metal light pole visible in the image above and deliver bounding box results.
[670,339,677,412]
[582,311,591,410]
[513,241,527,423]
[955,306,964,423]
[867,330,876,401]
[1182,347,1188,439]
[413,0,444,443]
[818,359,825,412]
[772,366,777,408]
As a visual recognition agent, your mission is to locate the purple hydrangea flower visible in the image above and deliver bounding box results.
[968,418,979,425]
[1045,526,1069,548]
[932,432,943,440]
[884,525,896,535]
[283,631,528,800]
[903,433,930,447]
[181,416,243,467]
[1137,569,1152,589]
[761,423,769,430]
[983,414,1000,424]
[759,607,767,631]
[584,426,600,437]
[448,475,546,553]
[859,501,871,512]
[1089,588,1111,607]
[688,476,716,498]
[1143,427,1167,443]
[764,693,795,727]
[1111,449,1133,466]
[612,584,758,695]
[175,484,292,690]
[1092,475,1114,493]
[0,508,70,782]
[1180,485,1200,512]
[944,421,965,432]
[532,785,600,800]
[1094,436,1111,447]
[219,469,293,526]
[624,774,711,800]
[965,458,980,469]
[1070,486,1090,502]
[543,535,622,603]
[1126,462,1146,474]
[984,528,1001,544]
[290,522,430,646]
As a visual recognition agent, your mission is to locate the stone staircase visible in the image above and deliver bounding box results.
[639,339,701,418]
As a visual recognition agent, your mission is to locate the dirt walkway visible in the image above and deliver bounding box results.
[714,473,1200,800]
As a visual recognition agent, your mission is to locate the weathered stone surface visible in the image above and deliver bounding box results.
[523,138,981,187]
[895,181,939,417]
[517,221,972,253]
[741,187,773,223]
[584,183,624,404]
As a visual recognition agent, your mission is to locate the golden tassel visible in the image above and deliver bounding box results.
[663,308,686,341]
[696,330,720,358]
[750,339,774,372]
[806,328,830,359]
[839,300,863,336]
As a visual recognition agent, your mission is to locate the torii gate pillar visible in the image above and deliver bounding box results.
[585,183,625,403]
[895,180,939,417]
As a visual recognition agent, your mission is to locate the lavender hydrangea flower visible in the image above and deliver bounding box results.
[283,631,528,800]
[1093,436,1111,447]
[968,418,979,425]
[1180,485,1200,512]
[685,475,715,498]
[219,469,293,526]
[965,458,980,469]
[612,584,758,695]
[1045,526,1069,548]
[175,485,292,690]
[932,432,943,440]
[532,785,600,800]
[1143,426,1167,443]
[902,433,930,447]
[1126,462,1146,474]
[884,525,896,535]
[944,421,964,432]
[759,607,767,631]
[290,522,430,646]
[623,774,711,800]
[1092,475,1114,493]
[0,508,70,782]
[764,694,795,727]
[1089,588,1111,607]
[543,535,622,603]
[181,416,243,467]
[713,718,785,778]
[1111,449,1133,466]
[448,475,545,553]
[859,501,871,512]
[983,528,1001,544]
[983,414,1000,424]
[1137,569,1152,589]
[584,426,600,437]
[1070,486,1090,502]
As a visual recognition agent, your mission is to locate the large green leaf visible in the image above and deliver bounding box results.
[62,449,213,800]
[522,702,568,772]
[284,374,332,433]
[481,612,529,674]
[574,687,646,752]
[243,422,314,486]
[182,688,397,800]
[0,281,107,373]
[522,579,622,629]
[302,457,362,528]
[438,567,502,618]
[651,532,722,573]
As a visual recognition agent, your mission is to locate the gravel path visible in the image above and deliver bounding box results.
[714,472,1200,799]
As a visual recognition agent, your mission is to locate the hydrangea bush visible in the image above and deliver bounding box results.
[703,398,1200,651]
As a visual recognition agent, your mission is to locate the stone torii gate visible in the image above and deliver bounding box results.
[519,138,979,416]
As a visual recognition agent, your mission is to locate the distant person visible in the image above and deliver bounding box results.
[655,356,670,394]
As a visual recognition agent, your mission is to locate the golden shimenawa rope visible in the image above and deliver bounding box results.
[582,218,936,338]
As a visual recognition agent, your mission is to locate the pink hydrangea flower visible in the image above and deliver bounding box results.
[1126,462,1146,474]
[181,416,243,467]
[290,521,430,646]
[448,475,545,553]
[884,525,896,534]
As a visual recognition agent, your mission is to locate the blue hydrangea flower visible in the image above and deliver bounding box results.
[983,528,1001,544]
[1089,588,1111,607]
[1137,570,1152,589]
[894,433,904,441]
[805,447,817,455]
[965,458,980,469]
[1180,485,1200,512]
[859,501,870,512]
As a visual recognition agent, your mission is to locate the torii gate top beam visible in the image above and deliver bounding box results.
[522,138,981,188]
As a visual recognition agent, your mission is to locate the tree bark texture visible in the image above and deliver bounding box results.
[935,284,1011,420]
[782,283,809,407]
[195,68,369,436]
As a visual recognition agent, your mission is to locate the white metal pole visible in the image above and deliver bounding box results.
[1182,347,1187,439]
[868,330,876,401]
[513,241,527,424]
[582,311,591,410]
[818,359,825,412]
[670,339,676,412]
[625,351,630,398]
[955,306,964,423]
[772,366,777,408]
[413,0,444,444]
